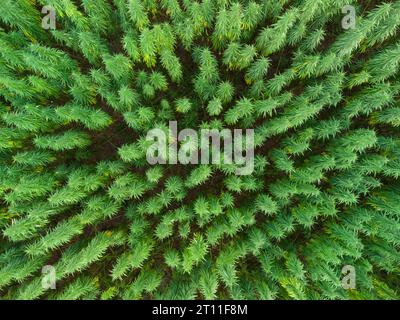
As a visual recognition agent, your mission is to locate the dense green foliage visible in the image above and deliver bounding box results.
[0,0,399,300]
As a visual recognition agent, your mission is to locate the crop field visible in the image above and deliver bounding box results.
[0,0,399,300]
